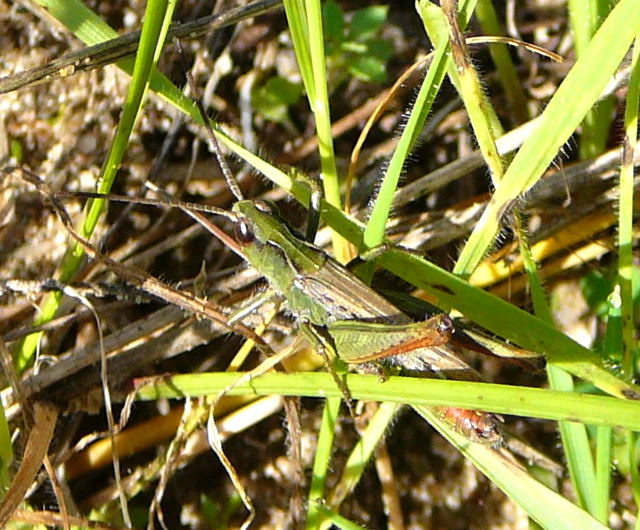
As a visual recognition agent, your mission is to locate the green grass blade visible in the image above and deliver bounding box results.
[282,2,313,98]
[549,364,597,508]
[307,396,342,530]
[517,221,598,512]
[139,371,623,528]
[454,0,640,278]
[475,0,529,123]
[619,34,640,377]
[594,425,613,523]
[37,0,120,42]
[629,431,640,522]
[325,403,399,514]
[363,0,476,250]
[136,372,640,432]
[304,0,339,206]
[363,40,449,249]
[282,0,342,258]
[616,31,640,526]
[138,370,632,528]
[83,0,175,242]
[364,39,448,248]
[568,0,616,159]
[14,0,122,370]
[16,0,176,371]
[440,2,505,184]
[588,287,624,520]
[0,392,11,491]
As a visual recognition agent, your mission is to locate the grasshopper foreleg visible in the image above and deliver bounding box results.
[285,168,323,244]
[227,287,282,325]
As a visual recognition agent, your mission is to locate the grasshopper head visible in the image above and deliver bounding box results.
[231,199,286,248]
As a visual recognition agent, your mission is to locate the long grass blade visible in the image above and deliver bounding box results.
[16,0,176,371]
[454,0,640,278]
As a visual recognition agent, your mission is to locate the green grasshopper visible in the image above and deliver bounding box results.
[17,166,505,445]
[164,76,505,446]
[228,197,502,444]
[20,113,505,447]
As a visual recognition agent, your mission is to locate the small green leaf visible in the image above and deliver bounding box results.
[348,5,388,40]
[366,38,394,61]
[323,0,344,43]
[349,55,387,82]
[340,40,368,54]
[252,76,303,123]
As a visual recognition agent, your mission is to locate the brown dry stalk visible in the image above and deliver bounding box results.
[0,0,282,94]
[0,401,59,527]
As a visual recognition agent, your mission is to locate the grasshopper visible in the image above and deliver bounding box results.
[229,198,501,444]
[0,98,534,530]
[14,166,504,440]
[167,73,505,446]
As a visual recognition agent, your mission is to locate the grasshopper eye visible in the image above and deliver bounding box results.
[235,218,255,245]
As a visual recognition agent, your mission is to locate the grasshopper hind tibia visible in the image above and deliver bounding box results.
[437,407,504,448]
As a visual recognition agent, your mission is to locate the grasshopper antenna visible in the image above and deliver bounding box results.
[177,40,244,203]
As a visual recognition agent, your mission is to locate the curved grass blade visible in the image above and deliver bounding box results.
[363,0,476,250]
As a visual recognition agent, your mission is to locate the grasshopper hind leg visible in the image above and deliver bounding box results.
[299,321,355,415]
